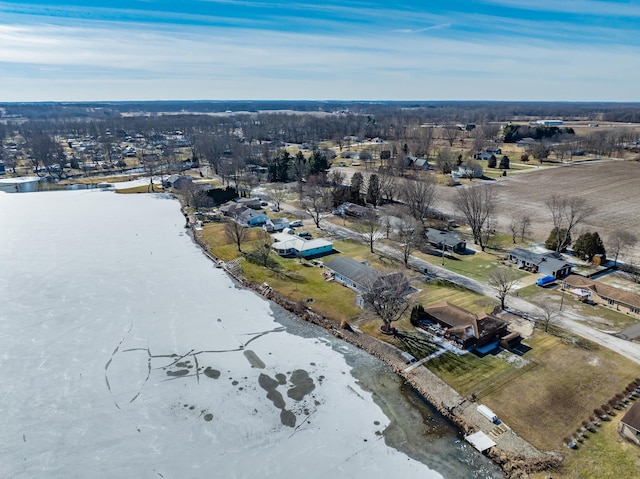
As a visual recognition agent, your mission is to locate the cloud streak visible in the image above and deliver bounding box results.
[0,1,638,101]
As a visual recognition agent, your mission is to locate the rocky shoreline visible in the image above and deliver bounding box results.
[187,213,562,478]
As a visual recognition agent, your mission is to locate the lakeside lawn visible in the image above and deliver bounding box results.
[534,413,640,479]
[198,217,640,469]
[480,333,638,452]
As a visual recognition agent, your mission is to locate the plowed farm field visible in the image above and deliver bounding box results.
[437,160,640,259]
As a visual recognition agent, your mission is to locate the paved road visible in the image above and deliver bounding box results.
[320,220,640,365]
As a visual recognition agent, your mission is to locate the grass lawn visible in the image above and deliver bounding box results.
[535,414,640,479]
[240,256,363,322]
[415,279,494,313]
[480,333,638,451]
[426,349,516,397]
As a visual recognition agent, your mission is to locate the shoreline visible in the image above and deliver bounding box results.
[185,209,562,478]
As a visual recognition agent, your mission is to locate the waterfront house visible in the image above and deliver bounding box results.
[271,232,333,258]
[324,257,383,294]
[420,302,508,350]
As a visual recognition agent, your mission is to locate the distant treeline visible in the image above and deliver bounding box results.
[503,124,575,143]
[2,100,640,123]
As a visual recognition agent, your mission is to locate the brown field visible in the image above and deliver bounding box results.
[437,160,640,260]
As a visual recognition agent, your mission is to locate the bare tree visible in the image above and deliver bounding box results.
[396,216,423,267]
[435,148,455,174]
[400,177,437,224]
[537,301,559,333]
[453,185,496,251]
[378,169,397,202]
[356,210,384,253]
[509,214,532,243]
[183,182,210,209]
[26,133,65,179]
[361,272,411,334]
[251,229,273,267]
[545,194,593,253]
[416,126,434,159]
[519,215,532,242]
[442,125,459,147]
[224,220,249,252]
[531,143,550,163]
[302,182,330,228]
[608,230,638,267]
[487,268,520,310]
[509,217,519,244]
[328,169,346,188]
[266,185,288,212]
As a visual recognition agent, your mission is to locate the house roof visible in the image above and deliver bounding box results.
[509,248,570,272]
[621,401,640,431]
[324,256,382,287]
[272,236,332,254]
[238,209,266,221]
[424,302,506,340]
[563,275,640,309]
[425,228,465,248]
[220,202,246,215]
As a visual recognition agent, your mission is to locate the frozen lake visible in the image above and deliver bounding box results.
[0,190,502,478]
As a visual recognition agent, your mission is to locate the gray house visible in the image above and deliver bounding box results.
[425,228,467,254]
[325,257,383,294]
[324,257,409,304]
[162,174,192,189]
[507,248,572,279]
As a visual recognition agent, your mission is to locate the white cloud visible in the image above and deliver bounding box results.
[0,16,638,101]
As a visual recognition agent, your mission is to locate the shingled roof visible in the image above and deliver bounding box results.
[324,257,382,287]
[563,275,640,309]
[621,401,640,432]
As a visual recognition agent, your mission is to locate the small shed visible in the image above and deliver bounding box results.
[620,402,640,445]
[465,431,496,452]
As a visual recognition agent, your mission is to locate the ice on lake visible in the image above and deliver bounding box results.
[0,190,501,478]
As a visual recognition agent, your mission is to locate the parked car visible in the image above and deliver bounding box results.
[298,231,312,239]
[290,220,303,227]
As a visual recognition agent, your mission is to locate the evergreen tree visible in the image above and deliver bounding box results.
[499,155,510,169]
[545,227,571,252]
[574,231,606,261]
[309,150,329,175]
[487,155,497,168]
[350,172,364,204]
[366,174,381,207]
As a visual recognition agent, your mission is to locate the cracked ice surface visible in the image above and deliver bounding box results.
[0,190,450,479]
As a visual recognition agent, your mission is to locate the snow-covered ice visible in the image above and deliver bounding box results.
[0,190,502,478]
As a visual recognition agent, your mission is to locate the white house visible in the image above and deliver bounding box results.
[271,232,333,258]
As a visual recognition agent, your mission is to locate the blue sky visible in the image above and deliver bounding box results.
[1,0,639,101]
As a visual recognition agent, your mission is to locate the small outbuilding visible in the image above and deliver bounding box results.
[620,402,640,445]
